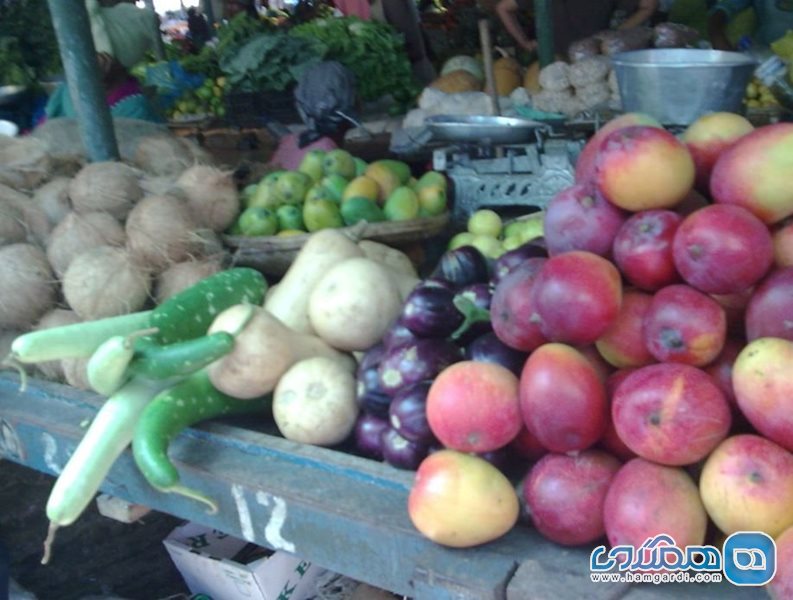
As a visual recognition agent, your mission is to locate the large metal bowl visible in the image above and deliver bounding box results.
[425,115,545,145]
[611,49,757,125]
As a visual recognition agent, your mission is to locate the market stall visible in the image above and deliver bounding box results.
[2,1,793,599]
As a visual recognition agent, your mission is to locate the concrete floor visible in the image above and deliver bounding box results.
[1,460,189,600]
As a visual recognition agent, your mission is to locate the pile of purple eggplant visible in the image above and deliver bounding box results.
[353,240,547,470]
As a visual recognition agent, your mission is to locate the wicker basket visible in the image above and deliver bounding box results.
[224,214,451,277]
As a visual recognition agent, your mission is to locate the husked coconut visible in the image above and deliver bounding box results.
[0,182,50,245]
[33,308,81,381]
[0,198,27,246]
[68,161,142,219]
[175,165,240,232]
[133,134,210,178]
[154,258,223,303]
[0,135,51,190]
[125,195,201,272]
[47,211,126,277]
[0,243,57,329]
[33,177,72,228]
[62,246,151,320]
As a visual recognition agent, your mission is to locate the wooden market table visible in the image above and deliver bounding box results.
[0,374,766,600]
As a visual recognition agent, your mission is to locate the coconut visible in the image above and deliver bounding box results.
[125,194,201,273]
[33,308,81,381]
[0,135,52,190]
[155,257,223,304]
[133,134,206,178]
[0,243,57,329]
[175,165,240,233]
[47,211,126,278]
[68,161,143,220]
[0,198,27,246]
[34,177,72,228]
[63,246,151,320]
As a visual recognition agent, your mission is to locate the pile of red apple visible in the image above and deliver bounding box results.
[408,113,793,596]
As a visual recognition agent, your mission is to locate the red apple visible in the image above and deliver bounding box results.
[519,343,608,453]
[595,126,696,212]
[612,209,683,292]
[577,344,615,383]
[732,337,793,451]
[522,450,621,546]
[642,284,727,366]
[612,363,732,466]
[681,111,754,193]
[490,257,548,352]
[704,338,744,411]
[699,434,793,537]
[408,450,520,547]
[531,251,623,345]
[575,112,662,183]
[543,182,627,257]
[772,218,793,268]
[711,288,753,339]
[711,123,793,225]
[595,289,655,368]
[426,361,522,453]
[601,369,638,461]
[672,204,774,295]
[769,525,793,599]
[745,267,793,341]
[604,458,708,551]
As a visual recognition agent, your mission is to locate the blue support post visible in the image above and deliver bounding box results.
[533,0,555,67]
[46,0,119,162]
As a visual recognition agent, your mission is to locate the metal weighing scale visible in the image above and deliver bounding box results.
[423,115,585,227]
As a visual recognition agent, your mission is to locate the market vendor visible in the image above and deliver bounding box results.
[495,0,659,56]
[41,52,161,123]
[268,61,359,170]
[708,0,793,50]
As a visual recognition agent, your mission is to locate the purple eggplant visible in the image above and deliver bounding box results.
[389,381,434,445]
[491,241,548,286]
[452,283,493,344]
[382,319,422,352]
[430,246,490,288]
[357,342,387,373]
[401,282,464,338]
[381,427,430,470]
[378,338,462,395]
[354,413,390,460]
[465,331,529,376]
[357,364,393,416]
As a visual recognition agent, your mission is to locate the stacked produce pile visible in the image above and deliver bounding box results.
[0,131,244,388]
[232,150,448,236]
[742,31,793,111]
[354,111,790,596]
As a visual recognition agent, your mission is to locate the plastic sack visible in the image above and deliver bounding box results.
[569,57,611,89]
[538,61,572,92]
[143,61,205,112]
[600,27,654,55]
[653,22,700,48]
[294,61,358,148]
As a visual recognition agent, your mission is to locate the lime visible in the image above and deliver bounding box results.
[276,204,305,231]
[470,234,504,259]
[448,231,476,250]
[238,207,278,236]
[303,198,343,232]
[468,209,503,238]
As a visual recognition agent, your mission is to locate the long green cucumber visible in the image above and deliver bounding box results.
[86,328,160,396]
[8,310,153,364]
[42,377,168,565]
[132,369,270,513]
[150,267,267,345]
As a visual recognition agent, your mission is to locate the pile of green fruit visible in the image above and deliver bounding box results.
[167,76,227,121]
[230,149,448,237]
[448,209,545,258]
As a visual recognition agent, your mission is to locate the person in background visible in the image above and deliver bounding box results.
[268,61,358,170]
[87,0,160,70]
[42,52,161,123]
[708,0,793,50]
[496,0,658,56]
[187,6,213,50]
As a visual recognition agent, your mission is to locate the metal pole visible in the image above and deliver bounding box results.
[533,0,554,67]
[203,0,216,30]
[46,0,119,162]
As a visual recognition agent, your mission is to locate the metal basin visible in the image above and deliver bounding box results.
[611,49,757,125]
[426,115,545,145]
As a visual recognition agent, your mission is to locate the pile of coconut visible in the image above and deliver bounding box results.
[0,131,242,390]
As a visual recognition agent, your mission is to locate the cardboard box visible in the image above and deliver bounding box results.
[163,522,326,600]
